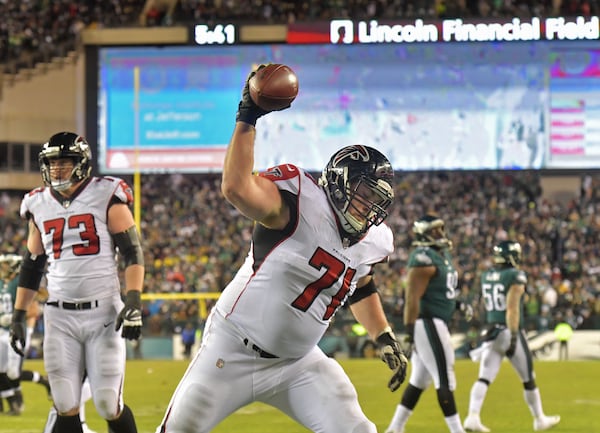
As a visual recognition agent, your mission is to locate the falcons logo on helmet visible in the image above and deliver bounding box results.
[332,145,370,166]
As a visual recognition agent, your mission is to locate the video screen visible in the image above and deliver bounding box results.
[96,42,600,173]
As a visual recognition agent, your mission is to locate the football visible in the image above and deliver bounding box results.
[249,64,299,111]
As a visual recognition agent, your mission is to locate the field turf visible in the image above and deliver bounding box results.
[3,358,596,433]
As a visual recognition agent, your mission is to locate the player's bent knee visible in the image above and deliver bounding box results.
[52,379,80,413]
[94,387,120,419]
[168,381,217,431]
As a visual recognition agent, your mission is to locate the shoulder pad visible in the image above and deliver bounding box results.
[515,270,527,284]
[20,187,46,219]
[360,223,394,265]
[259,164,302,195]
[410,248,434,267]
[259,164,301,181]
[95,176,134,205]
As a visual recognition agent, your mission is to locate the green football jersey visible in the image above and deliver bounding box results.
[480,266,527,326]
[0,277,18,329]
[408,246,458,323]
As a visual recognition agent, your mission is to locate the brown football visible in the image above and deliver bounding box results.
[249,64,299,111]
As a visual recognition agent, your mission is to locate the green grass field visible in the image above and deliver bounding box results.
[3,358,597,433]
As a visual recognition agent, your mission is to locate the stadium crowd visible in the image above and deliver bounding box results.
[0,0,144,73]
[1,0,599,357]
[2,170,599,348]
[3,0,599,74]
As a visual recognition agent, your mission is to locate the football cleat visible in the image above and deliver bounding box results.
[533,415,560,431]
[6,397,23,416]
[384,428,404,433]
[464,414,491,432]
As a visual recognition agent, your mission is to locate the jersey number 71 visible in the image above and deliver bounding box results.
[291,247,356,321]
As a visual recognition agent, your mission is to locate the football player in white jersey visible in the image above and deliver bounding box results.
[157,65,408,433]
[9,132,144,433]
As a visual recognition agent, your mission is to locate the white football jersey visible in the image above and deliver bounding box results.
[20,177,133,302]
[216,164,394,358]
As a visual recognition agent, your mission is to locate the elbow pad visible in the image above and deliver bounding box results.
[112,226,144,267]
[18,251,47,291]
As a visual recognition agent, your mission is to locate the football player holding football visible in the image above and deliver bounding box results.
[463,241,560,432]
[157,65,408,433]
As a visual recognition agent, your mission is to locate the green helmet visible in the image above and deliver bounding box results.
[412,214,452,249]
[493,240,522,267]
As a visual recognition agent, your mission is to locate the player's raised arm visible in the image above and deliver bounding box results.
[222,65,295,230]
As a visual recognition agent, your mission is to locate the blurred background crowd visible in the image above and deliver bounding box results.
[2,170,600,356]
[2,0,599,74]
[2,0,600,358]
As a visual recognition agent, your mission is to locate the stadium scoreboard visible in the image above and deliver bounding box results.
[86,16,600,174]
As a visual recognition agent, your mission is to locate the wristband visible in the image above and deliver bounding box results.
[125,290,141,308]
[12,309,27,322]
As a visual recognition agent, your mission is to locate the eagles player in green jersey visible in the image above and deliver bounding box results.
[385,215,468,433]
[463,241,560,432]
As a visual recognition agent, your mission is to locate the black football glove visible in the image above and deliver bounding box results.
[115,291,143,340]
[236,64,270,126]
[402,323,415,359]
[10,309,27,357]
[376,328,408,392]
[506,331,518,358]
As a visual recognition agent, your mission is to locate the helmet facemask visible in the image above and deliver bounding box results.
[412,215,453,249]
[339,175,393,234]
[493,241,522,267]
[320,145,394,239]
[39,132,92,192]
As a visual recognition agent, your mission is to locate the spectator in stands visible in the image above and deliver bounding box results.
[1,168,600,341]
[180,321,196,359]
[7,0,600,76]
[553,321,573,360]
